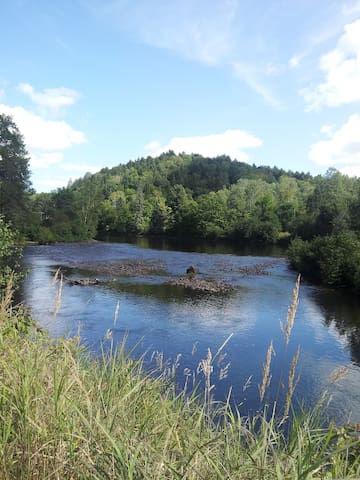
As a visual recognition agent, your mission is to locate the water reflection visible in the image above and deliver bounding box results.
[310,288,360,365]
[99,234,286,257]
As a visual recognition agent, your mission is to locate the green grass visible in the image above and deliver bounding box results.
[1,280,360,479]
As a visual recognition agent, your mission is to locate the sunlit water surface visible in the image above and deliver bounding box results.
[21,239,360,423]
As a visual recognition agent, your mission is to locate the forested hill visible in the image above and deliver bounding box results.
[99,152,310,197]
[27,151,313,244]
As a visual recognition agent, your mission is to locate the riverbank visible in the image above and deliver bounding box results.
[1,286,360,479]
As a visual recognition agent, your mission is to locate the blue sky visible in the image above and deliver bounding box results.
[1,0,360,192]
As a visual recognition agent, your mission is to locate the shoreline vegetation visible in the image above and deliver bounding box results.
[1,276,360,478]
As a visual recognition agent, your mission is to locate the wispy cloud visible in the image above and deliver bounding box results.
[90,0,359,109]
[309,114,360,173]
[302,18,360,110]
[31,152,64,168]
[17,83,80,113]
[100,0,238,66]
[92,0,284,104]
[144,129,262,161]
[232,62,281,107]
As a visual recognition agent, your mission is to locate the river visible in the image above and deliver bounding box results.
[21,238,360,423]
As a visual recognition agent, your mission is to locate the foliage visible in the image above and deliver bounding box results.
[289,232,360,289]
[29,153,315,244]
[0,114,32,231]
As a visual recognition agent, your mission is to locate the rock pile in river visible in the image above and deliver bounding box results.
[167,277,233,294]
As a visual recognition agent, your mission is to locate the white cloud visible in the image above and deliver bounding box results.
[0,103,87,189]
[0,104,86,150]
[145,130,262,161]
[320,124,335,137]
[309,114,360,172]
[302,19,360,110]
[340,165,360,176]
[18,83,79,110]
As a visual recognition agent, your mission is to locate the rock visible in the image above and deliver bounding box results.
[186,265,197,277]
[167,277,233,294]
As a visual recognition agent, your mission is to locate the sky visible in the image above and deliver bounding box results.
[1,0,360,192]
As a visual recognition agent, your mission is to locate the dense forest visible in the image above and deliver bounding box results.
[1,113,360,291]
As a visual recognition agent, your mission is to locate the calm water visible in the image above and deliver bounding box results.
[21,239,360,423]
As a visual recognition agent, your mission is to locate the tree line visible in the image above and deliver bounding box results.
[1,113,360,290]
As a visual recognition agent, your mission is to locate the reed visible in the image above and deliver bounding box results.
[283,345,301,419]
[259,340,275,403]
[281,274,300,346]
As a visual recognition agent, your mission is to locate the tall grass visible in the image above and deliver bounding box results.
[0,278,360,479]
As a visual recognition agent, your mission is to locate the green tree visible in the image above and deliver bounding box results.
[149,193,172,234]
[168,185,199,236]
[197,190,229,238]
[72,175,102,239]
[0,114,32,229]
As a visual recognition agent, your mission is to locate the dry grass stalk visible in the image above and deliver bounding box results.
[283,274,300,346]
[215,333,234,359]
[53,271,63,317]
[198,348,214,418]
[283,346,301,418]
[259,341,275,403]
[51,267,61,286]
[328,364,351,384]
[219,362,231,380]
[169,353,182,378]
[113,300,120,326]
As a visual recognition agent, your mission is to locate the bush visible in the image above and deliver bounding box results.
[288,231,360,289]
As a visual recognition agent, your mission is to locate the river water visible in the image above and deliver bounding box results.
[21,239,360,423]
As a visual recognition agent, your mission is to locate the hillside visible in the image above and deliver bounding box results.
[28,152,313,243]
